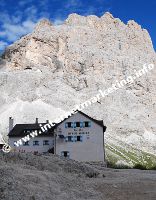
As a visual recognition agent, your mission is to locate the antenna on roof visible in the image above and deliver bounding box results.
[9,117,14,132]
[35,118,38,124]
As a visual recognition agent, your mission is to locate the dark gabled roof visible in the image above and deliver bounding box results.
[8,111,107,137]
[78,111,104,127]
[8,123,55,137]
[76,111,106,132]
[55,110,107,132]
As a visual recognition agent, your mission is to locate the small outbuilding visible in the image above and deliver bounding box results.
[0,135,5,150]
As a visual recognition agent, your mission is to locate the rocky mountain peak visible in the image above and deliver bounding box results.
[65,13,85,24]
[65,12,116,27]
[101,11,114,20]
[35,18,53,28]
[33,18,53,33]
[0,13,156,162]
[127,20,142,29]
[1,12,155,71]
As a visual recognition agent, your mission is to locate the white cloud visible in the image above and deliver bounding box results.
[0,13,11,24]
[18,0,34,7]
[0,41,8,51]
[24,6,38,20]
[0,5,39,43]
[65,0,82,8]
[53,19,64,25]
[22,20,36,30]
[1,20,36,42]
[82,6,98,16]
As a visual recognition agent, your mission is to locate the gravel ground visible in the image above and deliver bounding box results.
[0,152,156,200]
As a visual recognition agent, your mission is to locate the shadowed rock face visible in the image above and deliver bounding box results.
[0,13,156,163]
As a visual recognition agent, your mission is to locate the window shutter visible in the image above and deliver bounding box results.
[71,136,74,142]
[80,136,83,142]
[65,123,68,128]
[65,137,68,142]
[74,136,77,142]
[67,152,70,158]
[74,122,76,128]
[83,122,85,128]
[71,122,74,128]
[88,122,91,127]
[80,122,83,128]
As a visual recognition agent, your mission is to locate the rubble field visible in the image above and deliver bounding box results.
[0,152,156,200]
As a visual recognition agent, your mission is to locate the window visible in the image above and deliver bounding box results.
[61,151,70,158]
[68,122,72,128]
[76,122,80,127]
[68,136,72,142]
[33,141,39,146]
[84,121,91,127]
[43,140,49,145]
[77,136,83,142]
[65,122,73,128]
[77,136,81,141]
[59,135,65,139]
[23,141,29,146]
[65,136,74,142]
[74,122,83,128]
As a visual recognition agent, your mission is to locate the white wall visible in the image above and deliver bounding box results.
[8,112,105,161]
[56,112,105,162]
[9,136,54,153]
[0,134,4,145]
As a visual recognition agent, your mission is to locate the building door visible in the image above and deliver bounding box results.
[61,151,70,158]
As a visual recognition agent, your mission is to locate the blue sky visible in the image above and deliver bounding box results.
[0,0,155,51]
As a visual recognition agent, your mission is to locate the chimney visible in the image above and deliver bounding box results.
[9,117,14,132]
[36,118,38,124]
[46,120,49,124]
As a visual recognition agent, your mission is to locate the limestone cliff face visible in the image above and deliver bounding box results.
[2,13,156,89]
[0,13,156,162]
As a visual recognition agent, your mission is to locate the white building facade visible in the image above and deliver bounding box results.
[0,135,5,150]
[8,111,106,162]
[9,136,54,153]
[56,112,106,162]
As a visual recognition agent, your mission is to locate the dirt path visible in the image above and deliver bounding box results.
[0,152,156,200]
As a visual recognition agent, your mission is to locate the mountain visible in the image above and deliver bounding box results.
[0,12,156,166]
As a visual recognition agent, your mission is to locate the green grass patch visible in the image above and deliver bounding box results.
[105,143,156,169]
